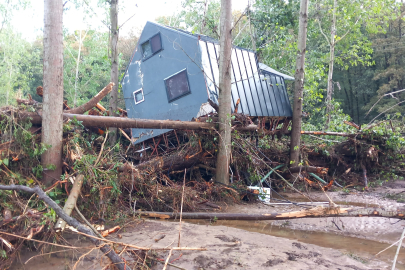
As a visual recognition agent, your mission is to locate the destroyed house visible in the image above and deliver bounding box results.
[122,21,293,144]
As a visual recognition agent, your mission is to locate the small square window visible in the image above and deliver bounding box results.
[164,69,191,102]
[141,33,163,60]
[133,88,144,104]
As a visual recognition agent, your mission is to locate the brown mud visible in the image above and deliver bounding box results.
[11,180,405,270]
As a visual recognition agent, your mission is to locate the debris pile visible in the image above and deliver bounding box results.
[0,83,405,268]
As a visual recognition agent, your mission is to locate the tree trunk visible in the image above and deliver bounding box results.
[42,0,64,186]
[325,0,337,127]
[109,0,119,146]
[137,207,405,221]
[289,0,309,166]
[74,30,88,107]
[215,0,233,185]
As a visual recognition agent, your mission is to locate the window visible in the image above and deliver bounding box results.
[141,33,163,60]
[133,88,144,104]
[164,69,191,102]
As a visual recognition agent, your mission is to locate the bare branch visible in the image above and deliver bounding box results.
[119,12,137,29]
[317,19,330,45]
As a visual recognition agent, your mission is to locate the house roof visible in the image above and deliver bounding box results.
[258,63,295,81]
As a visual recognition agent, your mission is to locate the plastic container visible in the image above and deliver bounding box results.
[248,186,271,202]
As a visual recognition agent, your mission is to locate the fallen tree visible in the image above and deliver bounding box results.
[137,206,405,221]
[0,184,130,270]
[64,82,114,114]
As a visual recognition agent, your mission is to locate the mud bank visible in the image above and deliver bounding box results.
[12,219,389,270]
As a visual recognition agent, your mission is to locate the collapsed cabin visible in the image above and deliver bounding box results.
[122,21,294,144]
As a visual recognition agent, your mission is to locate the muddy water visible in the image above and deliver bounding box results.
[186,219,405,269]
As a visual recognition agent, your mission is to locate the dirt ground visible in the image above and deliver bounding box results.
[12,219,388,270]
[11,180,405,270]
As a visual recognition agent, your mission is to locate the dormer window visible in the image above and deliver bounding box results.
[141,33,163,60]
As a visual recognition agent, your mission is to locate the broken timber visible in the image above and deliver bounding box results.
[137,206,405,220]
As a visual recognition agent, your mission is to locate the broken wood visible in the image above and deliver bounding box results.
[0,184,130,270]
[137,206,405,221]
[101,225,120,237]
[300,131,358,137]
[288,166,328,175]
[16,98,38,106]
[64,82,114,114]
[55,175,84,232]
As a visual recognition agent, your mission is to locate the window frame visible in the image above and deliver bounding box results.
[140,33,163,61]
[164,68,192,103]
[133,88,145,105]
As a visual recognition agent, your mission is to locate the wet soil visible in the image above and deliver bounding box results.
[11,180,405,270]
[12,219,388,270]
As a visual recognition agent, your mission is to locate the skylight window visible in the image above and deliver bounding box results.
[141,33,163,60]
[164,69,191,102]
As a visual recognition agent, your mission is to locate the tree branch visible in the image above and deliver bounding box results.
[0,184,130,270]
[317,19,330,45]
[335,17,360,44]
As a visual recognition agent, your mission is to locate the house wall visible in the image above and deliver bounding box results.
[122,22,209,144]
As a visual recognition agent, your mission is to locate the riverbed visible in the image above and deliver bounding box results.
[11,180,405,269]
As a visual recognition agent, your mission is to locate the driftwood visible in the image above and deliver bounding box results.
[0,184,130,270]
[64,82,114,114]
[137,206,405,221]
[55,175,84,232]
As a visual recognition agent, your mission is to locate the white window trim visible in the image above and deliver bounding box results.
[133,88,144,104]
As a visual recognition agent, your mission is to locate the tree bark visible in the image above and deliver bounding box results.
[215,0,233,185]
[0,185,130,270]
[42,0,64,186]
[325,0,337,127]
[109,0,119,146]
[65,82,114,114]
[289,0,309,166]
[137,207,405,221]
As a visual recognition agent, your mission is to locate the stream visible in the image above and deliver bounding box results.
[186,217,405,269]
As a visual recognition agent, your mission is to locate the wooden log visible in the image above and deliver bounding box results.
[137,206,405,220]
[301,131,358,137]
[54,175,84,232]
[119,151,206,174]
[288,166,328,175]
[17,98,38,106]
[64,82,114,114]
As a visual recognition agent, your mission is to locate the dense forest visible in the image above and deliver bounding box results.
[1,0,404,130]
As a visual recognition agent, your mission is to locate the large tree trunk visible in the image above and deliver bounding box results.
[138,207,405,221]
[109,0,119,146]
[289,0,309,166]
[215,0,233,185]
[42,0,64,186]
[325,0,337,127]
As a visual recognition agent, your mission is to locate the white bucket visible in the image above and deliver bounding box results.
[248,186,271,203]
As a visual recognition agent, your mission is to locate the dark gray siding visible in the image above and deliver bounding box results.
[122,22,208,144]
